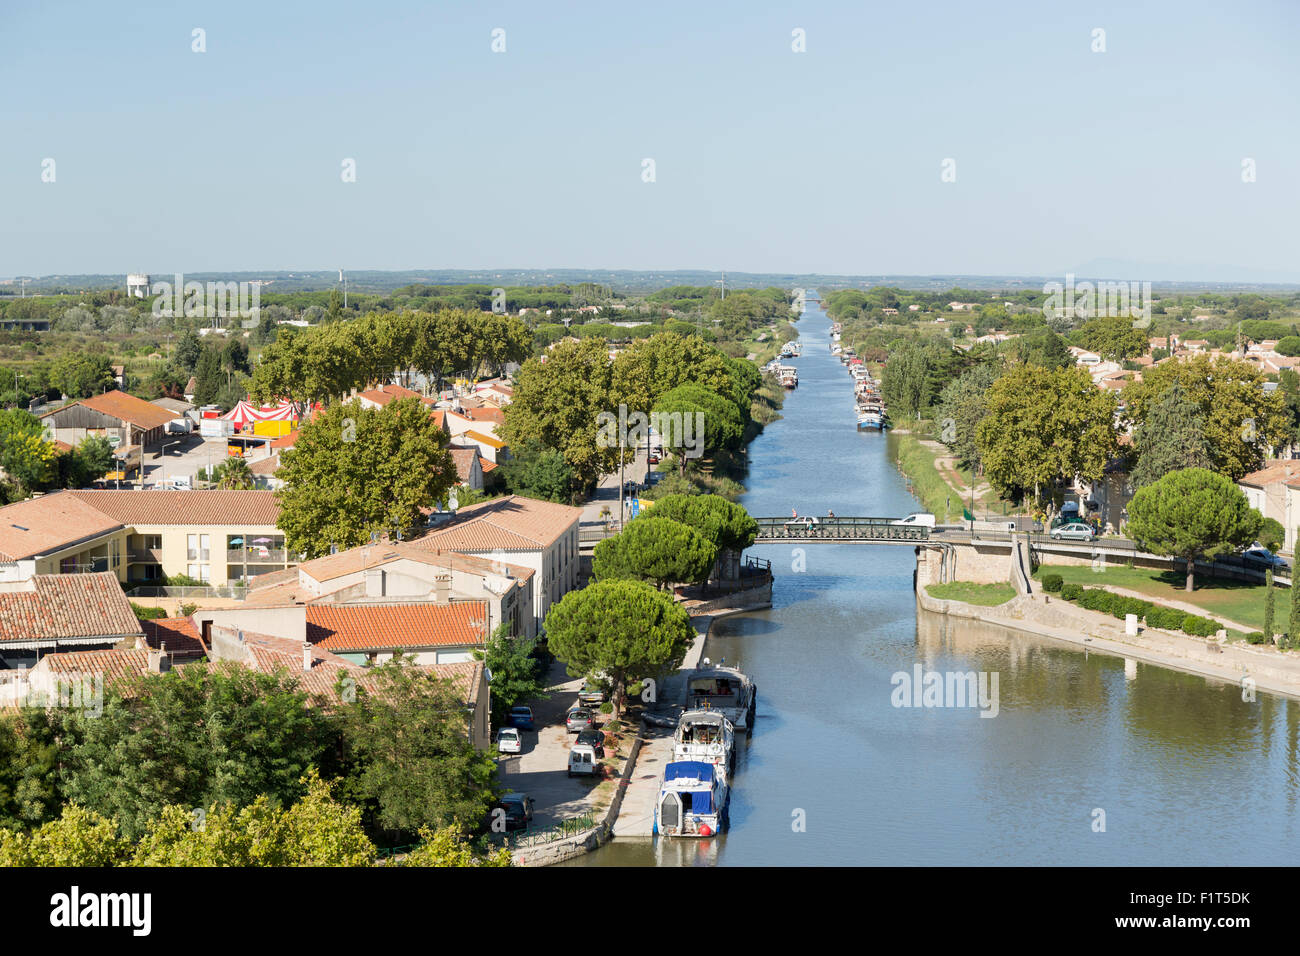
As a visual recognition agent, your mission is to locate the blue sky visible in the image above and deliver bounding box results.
[2,0,1298,280]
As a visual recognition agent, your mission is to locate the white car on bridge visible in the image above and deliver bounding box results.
[892,513,936,528]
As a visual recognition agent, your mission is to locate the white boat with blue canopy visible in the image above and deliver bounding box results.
[654,760,730,838]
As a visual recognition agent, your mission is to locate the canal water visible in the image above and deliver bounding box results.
[567,296,1300,866]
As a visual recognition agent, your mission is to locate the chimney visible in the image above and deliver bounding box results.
[302,640,312,672]
[147,642,169,673]
[434,573,450,604]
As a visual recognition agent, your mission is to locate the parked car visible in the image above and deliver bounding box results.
[495,793,535,831]
[577,682,606,706]
[647,451,661,465]
[1243,545,1289,569]
[568,743,600,778]
[892,512,936,528]
[508,706,535,731]
[1051,521,1095,542]
[496,727,522,754]
[574,728,606,758]
[566,707,596,734]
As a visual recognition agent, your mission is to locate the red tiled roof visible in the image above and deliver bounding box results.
[269,429,299,449]
[47,390,175,431]
[306,601,488,652]
[249,453,281,476]
[448,447,482,484]
[66,489,280,526]
[140,616,207,658]
[410,495,580,553]
[1239,462,1300,488]
[40,648,152,686]
[0,492,125,561]
[462,406,504,425]
[358,384,434,407]
[0,573,142,645]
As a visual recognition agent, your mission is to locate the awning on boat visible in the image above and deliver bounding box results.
[664,761,713,782]
[688,790,713,813]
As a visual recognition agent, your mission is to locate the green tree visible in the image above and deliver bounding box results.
[474,626,547,727]
[276,398,457,558]
[1124,468,1263,592]
[59,435,114,488]
[1009,326,1072,369]
[1123,354,1289,480]
[0,709,63,830]
[0,410,57,492]
[498,438,576,503]
[0,805,127,866]
[1078,314,1148,362]
[1275,336,1300,357]
[174,329,203,372]
[500,338,618,493]
[1265,568,1276,642]
[935,363,998,472]
[543,579,695,715]
[651,384,743,474]
[976,365,1119,504]
[639,493,758,553]
[338,660,497,835]
[400,826,511,867]
[191,344,225,407]
[132,770,375,867]
[1130,381,1213,488]
[592,516,717,589]
[50,352,114,399]
[610,332,735,414]
[214,455,254,490]
[882,343,932,420]
[1292,530,1300,646]
[60,666,332,840]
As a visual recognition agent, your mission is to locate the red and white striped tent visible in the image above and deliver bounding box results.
[222,400,300,426]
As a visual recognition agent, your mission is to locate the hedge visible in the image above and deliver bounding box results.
[1144,606,1186,630]
[1060,582,1083,602]
[1180,614,1220,638]
[1041,573,1063,593]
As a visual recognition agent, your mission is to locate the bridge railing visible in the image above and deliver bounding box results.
[753,517,929,541]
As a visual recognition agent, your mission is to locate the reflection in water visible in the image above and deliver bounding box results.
[569,297,1300,866]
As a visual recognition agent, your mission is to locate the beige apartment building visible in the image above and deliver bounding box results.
[0,489,288,588]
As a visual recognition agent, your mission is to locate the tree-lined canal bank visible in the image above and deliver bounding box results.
[565,296,1300,867]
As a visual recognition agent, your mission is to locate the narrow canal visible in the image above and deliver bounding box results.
[568,295,1300,866]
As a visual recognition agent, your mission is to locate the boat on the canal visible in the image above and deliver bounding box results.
[779,366,798,389]
[653,761,730,838]
[684,662,757,733]
[673,708,736,781]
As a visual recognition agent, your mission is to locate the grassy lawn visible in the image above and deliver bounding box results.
[1037,564,1289,633]
[925,581,1017,606]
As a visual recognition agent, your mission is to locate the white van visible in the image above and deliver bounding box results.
[568,743,599,778]
[893,512,936,528]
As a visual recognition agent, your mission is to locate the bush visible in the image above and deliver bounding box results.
[1245,632,1267,645]
[130,602,168,621]
[1181,614,1220,637]
[1078,588,1115,614]
[1144,606,1185,630]
[599,702,613,714]
[1060,582,1083,602]
[1111,597,1153,621]
[1041,573,1063,593]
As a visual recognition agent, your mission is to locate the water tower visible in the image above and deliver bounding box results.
[126,273,151,298]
